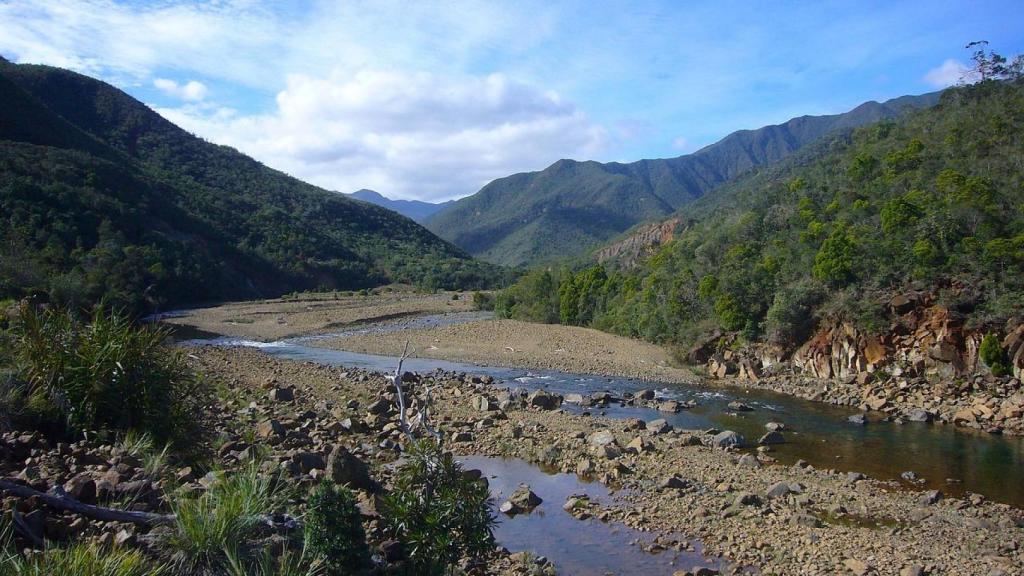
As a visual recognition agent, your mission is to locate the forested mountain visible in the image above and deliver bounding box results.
[426,92,940,266]
[347,189,454,223]
[0,58,504,313]
[496,79,1024,351]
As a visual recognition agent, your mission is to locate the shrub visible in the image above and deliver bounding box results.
[381,440,496,574]
[765,280,824,346]
[165,462,292,574]
[0,518,165,576]
[10,305,198,441]
[305,481,369,575]
[979,333,1010,376]
[471,291,495,311]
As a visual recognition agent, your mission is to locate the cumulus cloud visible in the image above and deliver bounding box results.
[923,59,970,87]
[157,70,607,201]
[154,78,208,101]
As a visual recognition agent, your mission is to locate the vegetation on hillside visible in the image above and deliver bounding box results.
[497,74,1024,354]
[427,92,939,266]
[0,59,508,314]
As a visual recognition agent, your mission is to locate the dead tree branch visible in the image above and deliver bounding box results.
[390,341,442,443]
[0,480,174,527]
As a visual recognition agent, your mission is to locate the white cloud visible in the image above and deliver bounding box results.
[923,59,971,87]
[157,70,607,202]
[154,78,208,101]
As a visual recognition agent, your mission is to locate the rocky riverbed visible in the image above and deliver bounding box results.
[185,346,1023,575]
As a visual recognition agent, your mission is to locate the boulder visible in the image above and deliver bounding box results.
[918,489,943,506]
[647,419,672,435]
[765,422,786,432]
[256,419,286,439]
[727,401,753,412]
[268,387,294,402]
[904,408,933,422]
[505,481,540,508]
[636,389,656,401]
[327,445,374,491]
[626,436,654,454]
[711,430,745,449]
[848,413,867,426]
[588,429,617,447]
[658,400,681,413]
[527,390,561,410]
[766,481,793,499]
[758,431,786,445]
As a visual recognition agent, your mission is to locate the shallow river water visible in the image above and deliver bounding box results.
[183,316,1024,571]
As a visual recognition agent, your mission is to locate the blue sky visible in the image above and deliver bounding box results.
[1,0,1022,201]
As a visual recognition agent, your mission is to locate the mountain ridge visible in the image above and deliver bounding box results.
[347,189,454,223]
[426,91,942,266]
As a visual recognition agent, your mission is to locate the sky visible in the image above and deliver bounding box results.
[1,1,1022,202]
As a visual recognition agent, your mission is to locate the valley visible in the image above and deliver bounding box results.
[163,295,1024,574]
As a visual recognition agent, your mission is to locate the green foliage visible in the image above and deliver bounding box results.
[10,305,197,441]
[304,482,369,576]
[812,228,857,286]
[493,76,1024,353]
[0,60,507,314]
[165,462,294,574]
[495,269,559,323]
[765,280,824,345]
[426,90,939,267]
[979,333,1010,376]
[381,439,496,575]
[471,291,495,311]
[0,520,165,576]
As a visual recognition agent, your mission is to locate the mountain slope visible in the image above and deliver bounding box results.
[497,80,1024,352]
[0,58,503,312]
[348,189,454,223]
[426,92,941,266]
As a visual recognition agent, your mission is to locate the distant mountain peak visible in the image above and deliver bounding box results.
[347,189,454,223]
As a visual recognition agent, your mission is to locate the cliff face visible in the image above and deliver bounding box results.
[698,290,1024,434]
[595,218,683,268]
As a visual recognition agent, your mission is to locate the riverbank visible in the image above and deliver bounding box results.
[161,288,474,341]
[317,317,698,384]
[188,345,1024,575]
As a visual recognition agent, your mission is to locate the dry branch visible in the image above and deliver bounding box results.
[0,479,174,526]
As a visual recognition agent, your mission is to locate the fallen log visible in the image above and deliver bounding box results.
[0,479,174,526]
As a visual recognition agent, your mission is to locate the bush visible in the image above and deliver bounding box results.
[471,291,495,311]
[979,333,1010,376]
[305,481,369,576]
[381,440,496,574]
[10,305,197,441]
[165,462,292,574]
[0,516,164,576]
[764,280,824,346]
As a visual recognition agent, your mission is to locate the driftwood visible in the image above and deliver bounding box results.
[0,479,174,526]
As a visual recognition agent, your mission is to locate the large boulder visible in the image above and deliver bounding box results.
[327,445,374,491]
[588,429,617,447]
[712,430,745,449]
[527,389,561,410]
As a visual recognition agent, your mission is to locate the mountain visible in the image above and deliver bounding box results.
[496,79,1024,352]
[426,91,942,267]
[347,189,454,223]
[0,58,504,313]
